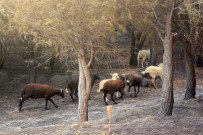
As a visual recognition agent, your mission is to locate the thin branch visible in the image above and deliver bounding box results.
[152,9,166,29]
[87,40,94,68]
[174,0,184,9]
[152,22,164,43]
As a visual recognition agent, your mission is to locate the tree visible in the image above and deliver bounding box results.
[154,1,175,116]
[146,0,183,116]
[6,0,120,122]
[173,0,203,99]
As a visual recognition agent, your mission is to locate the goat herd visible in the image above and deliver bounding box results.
[18,66,163,111]
[19,49,163,111]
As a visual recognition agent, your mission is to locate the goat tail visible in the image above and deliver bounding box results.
[97,89,103,93]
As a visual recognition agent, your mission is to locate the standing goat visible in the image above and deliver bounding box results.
[97,76,125,105]
[125,73,142,97]
[19,83,64,111]
[142,63,163,89]
[66,73,100,101]
[137,49,150,68]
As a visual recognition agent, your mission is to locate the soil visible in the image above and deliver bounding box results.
[0,68,202,135]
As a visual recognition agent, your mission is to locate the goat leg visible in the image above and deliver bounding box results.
[111,93,117,104]
[19,100,22,111]
[70,91,75,101]
[119,91,123,100]
[128,86,132,97]
[45,98,49,110]
[74,90,78,99]
[104,93,108,106]
[152,79,157,89]
[49,98,58,108]
[136,86,140,96]
[134,86,137,97]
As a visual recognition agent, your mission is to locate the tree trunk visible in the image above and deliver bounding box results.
[29,63,37,83]
[129,28,146,67]
[129,29,136,67]
[196,55,203,67]
[49,56,59,75]
[183,42,196,99]
[0,44,7,68]
[149,41,157,66]
[77,57,92,122]
[158,10,174,117]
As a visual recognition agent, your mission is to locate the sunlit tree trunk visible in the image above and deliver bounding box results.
[183,42,196,99]
[158,9,174,117]
[77,57,92,122]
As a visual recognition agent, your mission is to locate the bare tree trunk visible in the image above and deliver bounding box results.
[129,28,136,66]
[129,27,146,67]
[149,41,157,66]
[0,44,7,68]
[183,42,196,99]
[77,57,92,122]
[172,1,196,99]
[28,63,37,83]
[158,9,174,117]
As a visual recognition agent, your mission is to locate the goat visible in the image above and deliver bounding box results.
[97,77,125,105]
[98,73,119,91]
[19,83,64,111]
[137,49,150,68]
[97,73,120,101]
[66,73,100,101]
[125,73,142,97]
[141,63,163,89]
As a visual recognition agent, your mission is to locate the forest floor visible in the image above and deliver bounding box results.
[0,68,202,135]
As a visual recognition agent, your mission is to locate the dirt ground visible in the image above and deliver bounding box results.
[0,68,202,135]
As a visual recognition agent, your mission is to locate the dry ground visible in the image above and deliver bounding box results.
[0,68,202,135]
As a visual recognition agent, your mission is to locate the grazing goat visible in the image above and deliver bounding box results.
[125,73,142,97]
[141,63,163,89]
[97,77,125,105]
[137,49,150,68]
[19,83,64,111]
[66,73,100,101]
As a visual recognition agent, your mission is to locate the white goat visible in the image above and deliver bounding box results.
[137,49,150,68]
[141,63,163,89]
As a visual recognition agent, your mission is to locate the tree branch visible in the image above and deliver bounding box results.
[152,9,165,29]
[87,40,94,69]
[152,22,164,43]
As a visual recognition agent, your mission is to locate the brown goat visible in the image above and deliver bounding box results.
[125,74,142,97]
[66,73,100,101]
[19,83,64,111]
[97,78,124,105]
